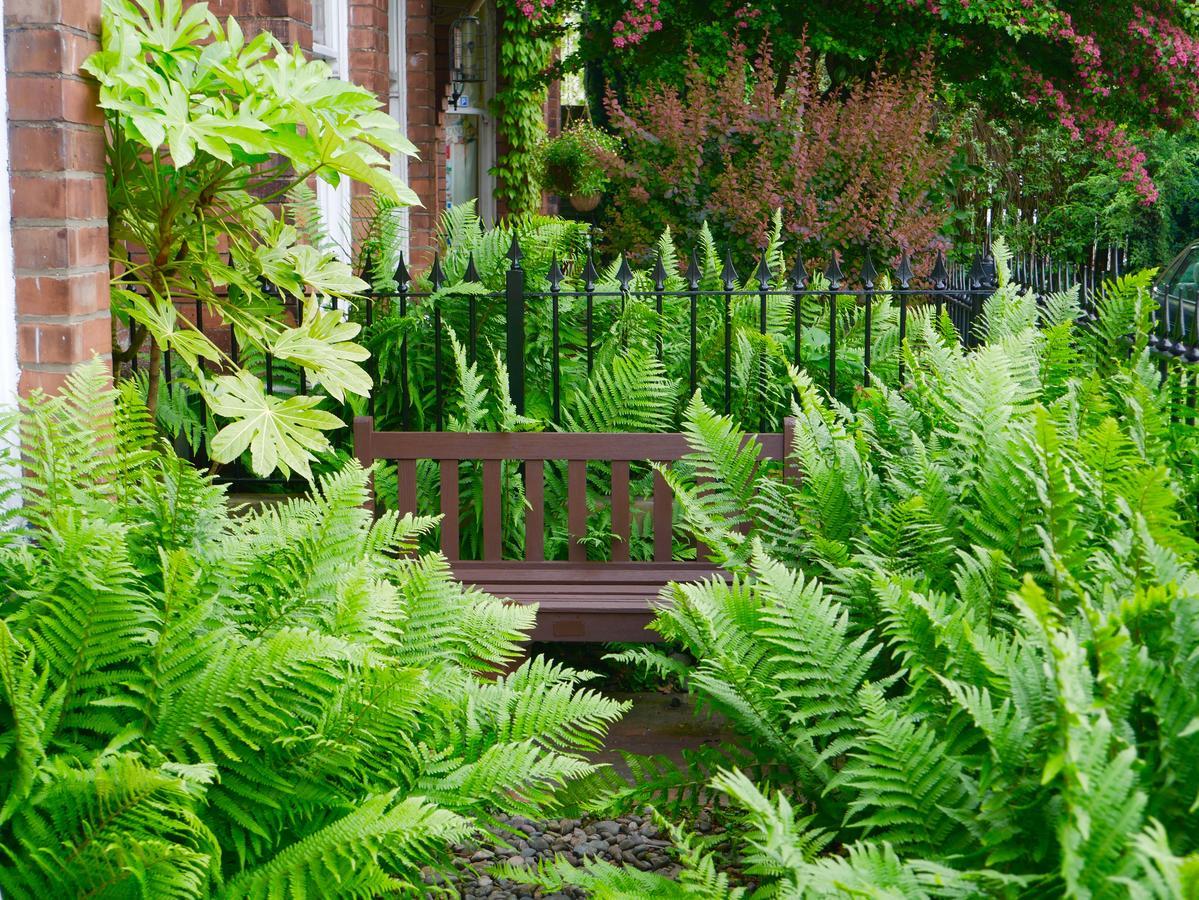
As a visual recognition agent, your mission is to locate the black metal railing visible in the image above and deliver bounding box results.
[358,242,1005,431]
[145,237,1195,490]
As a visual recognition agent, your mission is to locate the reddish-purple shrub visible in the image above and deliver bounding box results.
[599,38,955,258]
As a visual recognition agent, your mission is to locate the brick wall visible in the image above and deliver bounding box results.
[5,0,110,396]
[405,0,443,268]
[208,0,311,48]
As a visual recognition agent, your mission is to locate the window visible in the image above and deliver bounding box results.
[311,0,351,256]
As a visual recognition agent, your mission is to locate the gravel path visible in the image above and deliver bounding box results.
[431,812,680,898]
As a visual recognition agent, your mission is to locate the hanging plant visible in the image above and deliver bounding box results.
[537,120,619,210]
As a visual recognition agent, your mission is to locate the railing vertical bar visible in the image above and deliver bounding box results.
[755,254,770,431]
[583,251,597,376]
[686,251,700,398]
[721,249,737,416]
[506,239,526,416]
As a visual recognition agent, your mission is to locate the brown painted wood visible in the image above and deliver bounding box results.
[364,429,784,462]
[483,459,502,561]
[439,459,459,560]
[351,419,792,643]
[653,466,673,562]
[568,459,587,562]
[354,416,375,514]
[525,460,544,561]
[397,459,417,517]
[610,460,630,562]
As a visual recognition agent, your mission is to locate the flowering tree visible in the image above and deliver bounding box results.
[595,39,953,258]
[573,0,1199,205]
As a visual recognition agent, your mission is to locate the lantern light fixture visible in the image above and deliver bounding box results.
[450,15,484,107]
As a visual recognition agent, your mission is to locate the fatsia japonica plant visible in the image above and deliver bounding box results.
[535,244,1199,895]
[0,361,626,897]
[84,0,419,478]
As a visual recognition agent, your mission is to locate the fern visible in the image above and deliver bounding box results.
[567,254,1199,895]
[0,370,625,896]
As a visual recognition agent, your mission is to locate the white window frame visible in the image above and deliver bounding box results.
[311,0,352,257]
[388,0,410,259]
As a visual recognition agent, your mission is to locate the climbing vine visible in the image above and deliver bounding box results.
[493,3,562,214]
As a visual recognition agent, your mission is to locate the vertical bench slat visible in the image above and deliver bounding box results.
[694,473,712,562]
[439,459,459,560]
[397,459,418,517]
[354,416,375,515]
[653,466,673,562]
[525,460,544,561]
[568,459,587,562]
[610,460,630,562]
[483,459,502,561]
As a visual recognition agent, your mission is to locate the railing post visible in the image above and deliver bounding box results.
[824,251,843,399]
[431,253,445,431]
[896,253,913,384]
[506,236,526,416]
[395,254,410,428]
[861,248,877,386]
[548,254,563,424]
[721,248,738,416]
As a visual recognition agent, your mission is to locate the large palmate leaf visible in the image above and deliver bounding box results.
[207,371,343,478]
[84,0,420,478]
[271,296,372,402]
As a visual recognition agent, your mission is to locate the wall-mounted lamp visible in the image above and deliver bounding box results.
[450,15,484,107]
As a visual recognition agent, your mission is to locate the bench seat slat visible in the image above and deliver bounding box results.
[362,429,785,462]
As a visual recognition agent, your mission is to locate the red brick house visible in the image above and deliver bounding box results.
[1,0,559,398]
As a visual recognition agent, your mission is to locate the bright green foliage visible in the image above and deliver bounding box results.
[493,4,562,215]
[0,362,626,898]
[84,0,418,479]
[537,120,620,198]
[550,246,1199,894]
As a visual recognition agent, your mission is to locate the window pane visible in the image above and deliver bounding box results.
[312,0,328,49]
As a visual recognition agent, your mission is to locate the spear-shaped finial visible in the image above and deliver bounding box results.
[824,250,843,290]
[616,255,634,291]
[721,247,739,289]
[931,250,949,289]
[755,253,772,290]
[895,252,913,289]
[547,253,564,289]
[685,249,702,289]
[789,253,808,290]
[861,248,878,290]
[463,251,480,283]
[652,253,668,291]
[582,251,598,289]
[430,252,445,290]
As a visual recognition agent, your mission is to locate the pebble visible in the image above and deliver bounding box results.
[430,810,683,898]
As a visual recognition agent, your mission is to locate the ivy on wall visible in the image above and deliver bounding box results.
[493,3,561,215]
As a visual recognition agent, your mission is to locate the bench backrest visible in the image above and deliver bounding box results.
[354,416,796,563]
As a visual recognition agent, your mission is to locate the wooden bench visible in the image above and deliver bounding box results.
[354,417,795,642]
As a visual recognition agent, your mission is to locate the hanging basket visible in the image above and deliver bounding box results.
[569,192,601,212]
